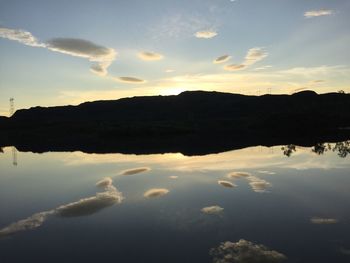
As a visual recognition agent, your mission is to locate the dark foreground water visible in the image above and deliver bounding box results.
[0,143,350,263]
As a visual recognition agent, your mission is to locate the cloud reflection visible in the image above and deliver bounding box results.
[218,180,236,188]
[201,205,224,215]
[119,167,151,176]
[310,217,338,224]
[0,211,54,238]
[144,188,169,198]
[247,176,271,193]
[227,171,251,179]
[227,171,271,193]
[0,178,123,237]
[210,239,287,263]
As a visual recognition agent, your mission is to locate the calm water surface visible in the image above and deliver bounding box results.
[0,144,349,263]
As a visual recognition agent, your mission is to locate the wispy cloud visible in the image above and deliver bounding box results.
[223,48,268,72]
[150,14,216,39]
[224,64,246,71]
[116,76,146,84]
[57,65,350,105]
[0,26,117,76]
[0,26,45,47]
[304,9,334,18]
[195,30,218,39]
[243,47,268,66]
[213,55,231,64]
[138,51,163,61]
[46,38,117,76]
[255,65,272,71]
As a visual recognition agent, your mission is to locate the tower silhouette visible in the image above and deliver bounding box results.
[9,98,15,116]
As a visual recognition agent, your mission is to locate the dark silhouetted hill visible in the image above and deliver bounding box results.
[0,90,349,155]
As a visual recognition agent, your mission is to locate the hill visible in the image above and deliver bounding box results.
[0,90,349,154]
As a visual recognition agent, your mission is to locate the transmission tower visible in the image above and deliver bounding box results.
[9,98,15,116]
[12,147,18,166]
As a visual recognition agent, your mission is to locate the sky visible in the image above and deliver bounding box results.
[0,0,349,116]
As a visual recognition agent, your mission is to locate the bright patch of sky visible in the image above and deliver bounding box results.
[0,0,349,115]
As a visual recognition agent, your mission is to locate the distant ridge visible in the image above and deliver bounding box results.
[0,90,349,154]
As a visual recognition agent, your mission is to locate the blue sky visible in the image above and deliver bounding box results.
[1,0,349,115]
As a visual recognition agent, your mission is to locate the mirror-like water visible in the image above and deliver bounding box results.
[0,143,349,263]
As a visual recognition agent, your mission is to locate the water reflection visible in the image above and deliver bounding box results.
[0,141,349,262]
[119,167,150,176]
[226,172,272,193]
[218,180,236,188]
[210,239,287,263]
[201,206,224,215]
[59,142,349,171]
[282,140,350,158]
[281,144,296,157]
[310,217,338,224]
[0,178,123,237]
[144,188,169,198]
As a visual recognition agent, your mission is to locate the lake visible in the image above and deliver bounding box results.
[0,142,349,263]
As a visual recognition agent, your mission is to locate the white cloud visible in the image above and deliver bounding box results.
[0,26,117,76]
[214,55,231,64]
[201,205,224,215]
[0,26,45,47]
[222,48,268,72]
[255,65,273,71]
[304,9,334,18]
[144,188,169,198]
[115,77,146,84]
[150,14,216,39]
[224,64,246,71]
[46,38,117,76]
[195,30,218,39]
[244,47,268,66]
[138,51,163,61]
[210,239,287,263]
